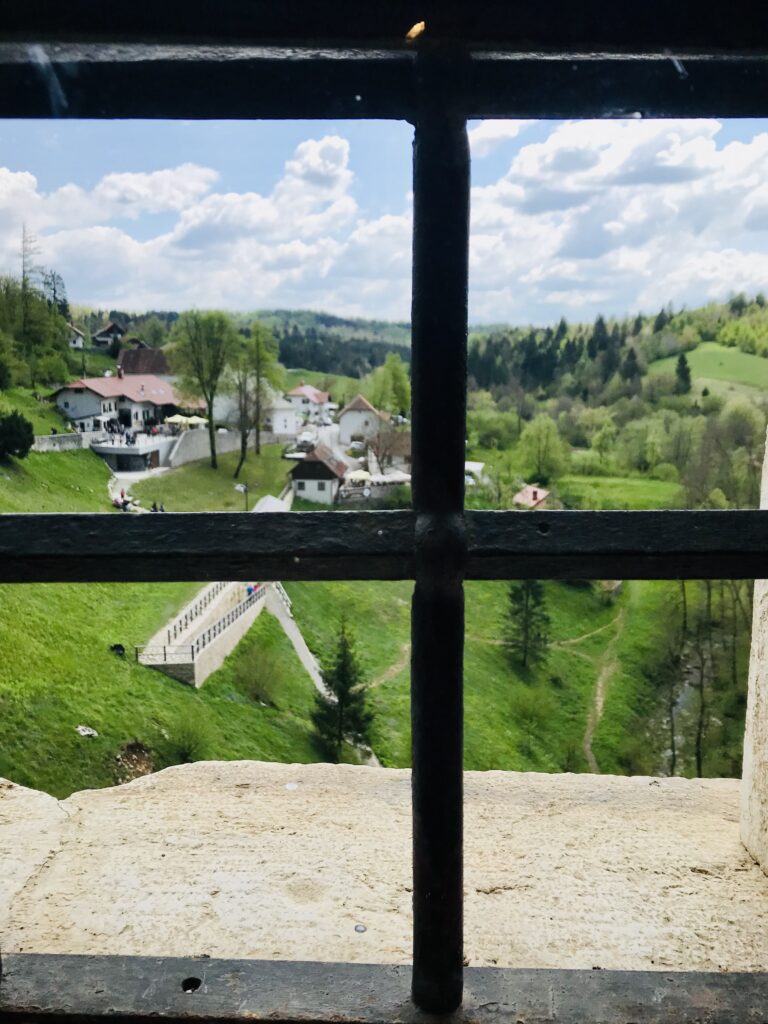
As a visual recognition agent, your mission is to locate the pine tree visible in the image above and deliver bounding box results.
[504,580,551,668]
[0,411,34,460]
[675,353,692,394]
[619,346,640,381]
[312,620,373,761]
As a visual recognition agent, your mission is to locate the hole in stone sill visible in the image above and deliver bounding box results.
[537,522,550,535]
[182,977,202,993]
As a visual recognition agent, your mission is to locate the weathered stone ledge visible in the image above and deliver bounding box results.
[1,762,767,972]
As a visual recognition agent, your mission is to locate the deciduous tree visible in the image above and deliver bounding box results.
[171,310,238,469]
[518,414,567,483]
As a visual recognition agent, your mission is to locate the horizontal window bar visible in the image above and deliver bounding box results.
[0,510,766,583]
[3,48,768,119]
[2,953,768,1024]
[4,1,768,56]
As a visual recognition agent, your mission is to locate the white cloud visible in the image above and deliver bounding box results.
[4,120,768,322]
[468,120,535,157]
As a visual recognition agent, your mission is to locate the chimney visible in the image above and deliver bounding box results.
[140,383,145,394]
[117,367,124,378]
[532,489,538,501]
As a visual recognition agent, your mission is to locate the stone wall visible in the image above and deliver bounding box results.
[2,764,768,971]
[32,431,107,453]
[168,428,263,467]
[741,431,768,868]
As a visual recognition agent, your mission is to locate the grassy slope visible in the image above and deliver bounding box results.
[0,387,69,434]
[283,368,361,406]
[284,578,632,773]
[132,445,289,511]
[558,475,682,510]
[0,449,112,513]
[0,448,320,796]
[649,341,768,397]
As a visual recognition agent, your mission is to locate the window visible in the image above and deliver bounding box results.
[317,481,326,492]
[1,11,766,1024]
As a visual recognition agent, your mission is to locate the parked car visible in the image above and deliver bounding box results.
[349,440,366,453]
[297,430,315,444]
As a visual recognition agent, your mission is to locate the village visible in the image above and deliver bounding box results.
[50,319,507,509]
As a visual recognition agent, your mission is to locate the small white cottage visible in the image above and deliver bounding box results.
[338,393,386,445]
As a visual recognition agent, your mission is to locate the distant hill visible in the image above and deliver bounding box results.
[251,309,411,348]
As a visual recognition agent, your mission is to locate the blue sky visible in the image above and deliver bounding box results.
[2,117,768,324]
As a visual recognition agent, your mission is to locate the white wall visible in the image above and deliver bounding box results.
[339,409,381,445]
[287,395,329,423]
[292,477,338,504]
[265,406,299,436]
[56,389,101,422]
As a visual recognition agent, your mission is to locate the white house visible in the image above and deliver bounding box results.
[289,444,347,505]
[211,386,300,438]
[285,382,331,423]
[52,373,183,432]
[264,394,300,437]
[338,393,386,445]
[67,324,86,350]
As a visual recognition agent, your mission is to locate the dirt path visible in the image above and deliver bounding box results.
[582,608,626,773]
[554,617,618,648]
[366,642,411,689]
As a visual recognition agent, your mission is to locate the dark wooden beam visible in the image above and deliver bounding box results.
[4,954,768,1023]
[4,1,768,56]
[3,47,768,120]
[1,510,767,583]
[409,75,469,1010]
[0,511,415,583]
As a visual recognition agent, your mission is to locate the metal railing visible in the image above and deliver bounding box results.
[134,644,196,665]
[166,580,233,643]
[192,585,266,657]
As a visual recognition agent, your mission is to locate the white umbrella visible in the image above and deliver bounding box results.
[347,469,372,483]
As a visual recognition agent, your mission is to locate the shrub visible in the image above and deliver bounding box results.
[235,648,284,707]
[650,462,679,482]
[155,710,214,767]
[0,411,34,460]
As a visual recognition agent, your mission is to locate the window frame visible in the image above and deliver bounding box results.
[2,9,768,1023]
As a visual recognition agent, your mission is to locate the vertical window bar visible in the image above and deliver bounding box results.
[410,83,470,1012]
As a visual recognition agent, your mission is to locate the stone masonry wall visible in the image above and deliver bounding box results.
[2,764,768,971]
[741,429,768,868]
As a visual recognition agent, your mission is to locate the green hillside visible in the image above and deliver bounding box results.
[254,309,411,348]
[649,341,768,396]
[284,577,675,775]
[0,448,321,796]
[0,387,69,435]
[132,446,288,512]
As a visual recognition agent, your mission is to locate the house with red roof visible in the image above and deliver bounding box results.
[285,381,332,423]
[289,444,347,505]
[337,393,386,445]
[512,483,550,509]
[52,374,185,432]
